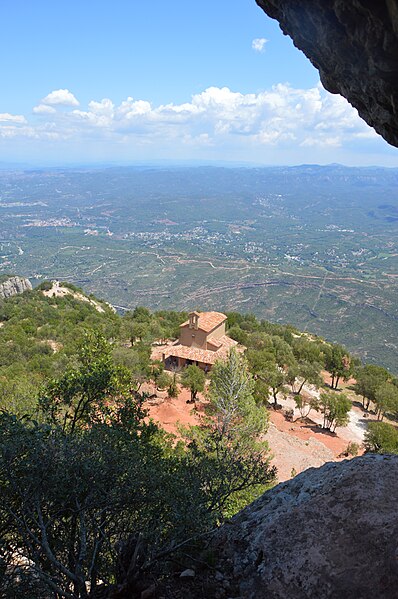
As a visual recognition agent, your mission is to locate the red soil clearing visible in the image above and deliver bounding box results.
[143,382,206,436]
[269,410,347,455]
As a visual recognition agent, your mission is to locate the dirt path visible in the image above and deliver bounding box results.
[280,391,369,444]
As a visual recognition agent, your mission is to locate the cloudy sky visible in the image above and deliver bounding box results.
[1,0,398,166]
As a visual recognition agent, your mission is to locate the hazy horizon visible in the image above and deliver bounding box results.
[2,159,398,171]
[1,0,398,167]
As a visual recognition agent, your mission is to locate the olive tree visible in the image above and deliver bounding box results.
[374,382,398,421]
[181,364,205,402]
[294,393,318,420]
[364,421,398,454]
[317,391,351,432]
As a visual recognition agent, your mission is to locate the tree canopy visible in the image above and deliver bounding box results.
[0,335,276,597]
[180,364,205,402]
[365,421,398,454]
[185,349,276,518]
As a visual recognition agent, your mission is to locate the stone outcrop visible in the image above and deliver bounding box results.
[256,0,398,147]
[203,455,398,598]
[0,276,32,299]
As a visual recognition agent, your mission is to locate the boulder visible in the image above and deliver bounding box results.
[205,455,398,598]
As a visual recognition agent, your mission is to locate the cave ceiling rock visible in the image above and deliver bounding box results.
[256,0,398,147]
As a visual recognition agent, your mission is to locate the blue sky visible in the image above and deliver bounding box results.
[1,0,398,166]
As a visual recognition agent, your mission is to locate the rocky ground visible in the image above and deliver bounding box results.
[42,280,109,313]
[200,454,398,598]
[266,413,338,481]
[0,275,31,299]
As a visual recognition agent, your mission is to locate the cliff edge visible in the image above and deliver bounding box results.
[0,276,32,299]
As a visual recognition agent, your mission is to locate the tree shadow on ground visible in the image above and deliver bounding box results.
[301,422,338,437]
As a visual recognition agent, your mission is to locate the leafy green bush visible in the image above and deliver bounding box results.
[36,280,53,291]
[365,421,398,454]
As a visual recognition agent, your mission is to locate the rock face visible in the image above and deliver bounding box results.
[0,276,32,299]
[206,455,398,598]
[256,0,398,147]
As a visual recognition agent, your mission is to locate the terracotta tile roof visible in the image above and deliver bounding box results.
[162,335,244,366]
[180,311,227,333]
[207,336,222,349]
[217,335,241,351]
[163,345,221,365]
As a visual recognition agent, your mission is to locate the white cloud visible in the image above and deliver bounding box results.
[65,84,373,152]
[28,85,380,148]
[119,98,152,117]
[252,38,268,53]
[41,89,79,106]
[73,98,115,127]
[0,121,64,140]
[88,98,114,116]
[301,136,341,148]
[0,113,27,124]
[0,83,390,165]
[33,104,57,115]
[354,129,378,139]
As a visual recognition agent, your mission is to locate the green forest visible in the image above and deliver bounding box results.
[0,283,397,598]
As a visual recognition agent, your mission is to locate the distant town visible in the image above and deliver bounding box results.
[0,164,397,371]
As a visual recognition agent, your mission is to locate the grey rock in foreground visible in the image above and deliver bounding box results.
[256,1,398,148]
[0,276,32,299]
[208,455,398,598]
